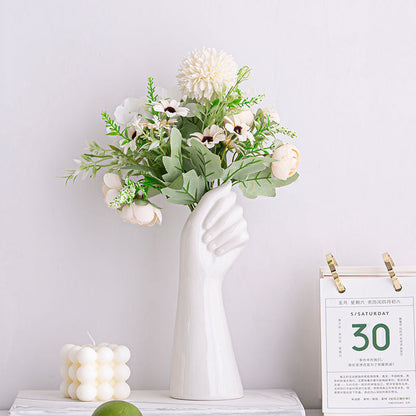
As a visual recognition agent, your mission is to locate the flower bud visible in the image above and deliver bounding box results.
[271,144,300,180]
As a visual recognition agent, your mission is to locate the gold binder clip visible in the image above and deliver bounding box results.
[382,252,402,292]
[326,253,345,293]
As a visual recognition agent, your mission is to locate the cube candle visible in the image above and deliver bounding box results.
[60,343,131,401]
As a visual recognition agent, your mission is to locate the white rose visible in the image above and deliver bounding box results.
[262,107,280,124]
[102,173,122,208]
[118,202,162,227]
[271,144,300,180]
[237,110,254,126]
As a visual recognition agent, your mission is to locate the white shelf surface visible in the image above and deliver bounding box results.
[8,390,314,416]
[0,410,323,416]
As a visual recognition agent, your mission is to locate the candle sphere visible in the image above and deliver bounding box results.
[114,364,130,381]
[97,347,114,364]
[77,364,97,383]
[97,383,113,401]
[68,346,81,362]
[77,347,97,365]
[97,364,114,382]
[68,381,79,399]
[114,346,130,363]
[68,364,78,381]
[77,384,97,402]
[60,344,75,360]
[113,382,130,400]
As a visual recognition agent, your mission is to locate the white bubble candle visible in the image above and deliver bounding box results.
[60,343,131,401]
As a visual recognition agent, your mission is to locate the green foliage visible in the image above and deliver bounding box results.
[146,77,158,103]
[238,168,299,199]
[63,65,299,211]
[188,139,224,183]
[237,66,251,82]
[161,170,205,205]
[239,168,278,198]
[102,111,129,141]
[109,178,139,207]
[162,128,183,182]
[271,172,300,188]
[177,118,200,138]
[224,156,275,182]
[239,93,265,108]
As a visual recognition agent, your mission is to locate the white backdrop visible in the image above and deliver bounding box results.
[2,0,416,410]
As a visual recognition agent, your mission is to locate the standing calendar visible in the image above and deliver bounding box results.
[320,254,416,416]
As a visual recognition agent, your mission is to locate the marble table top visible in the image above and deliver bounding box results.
[0,410,323,416]
[8,390,319,416]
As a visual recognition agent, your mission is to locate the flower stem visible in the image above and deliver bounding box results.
[221,140,231,163]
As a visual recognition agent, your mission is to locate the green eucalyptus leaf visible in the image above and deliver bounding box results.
[162,128,183,183]
[271,172,300,187]
[182,153,194,172]
[179,118,200,138]
[238,167,276,199]
[189,139,224,182]
[148,140,160,151]
[133,199,149,206]
[224,156,274,182]
[146,187,161,198]
[161,170,205,205]
[239,168,299,199]
[122,164,161,179]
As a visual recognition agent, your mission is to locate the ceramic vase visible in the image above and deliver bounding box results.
[170,183,249,400]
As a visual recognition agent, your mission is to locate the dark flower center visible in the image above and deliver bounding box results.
[234,125,242,134]
[202,136,214,143]
[164,106,176,113]
[131,131,137,139]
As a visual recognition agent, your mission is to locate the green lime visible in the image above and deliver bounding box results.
[92,401,142,416]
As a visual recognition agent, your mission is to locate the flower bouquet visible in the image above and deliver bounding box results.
[64,48,300,400]
[64,48,299,226]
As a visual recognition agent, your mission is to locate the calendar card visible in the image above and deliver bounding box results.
[320,267,416,416]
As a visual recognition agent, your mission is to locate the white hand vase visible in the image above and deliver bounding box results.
[170,182,249,400]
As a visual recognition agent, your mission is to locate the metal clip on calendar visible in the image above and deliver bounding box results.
[326,253,346,293]
[382,252,402,292]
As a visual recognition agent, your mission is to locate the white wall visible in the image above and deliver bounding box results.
[2,0,416,410]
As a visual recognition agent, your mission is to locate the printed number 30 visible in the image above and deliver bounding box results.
[352,323,390,351]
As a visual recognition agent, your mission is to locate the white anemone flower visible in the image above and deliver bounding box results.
[118,202,162,226]
[128,115,145,137]
[224,115,254,143]
[120,137,137,154]
[119,115,145,154]
[153,99,189,118]
[177,48,238,101]
[189,125,226,149]
[142,115,173,130]
[114,97,149,128]
[228,139,244,154]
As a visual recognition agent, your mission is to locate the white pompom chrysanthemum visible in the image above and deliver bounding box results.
[177,48,238,101]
